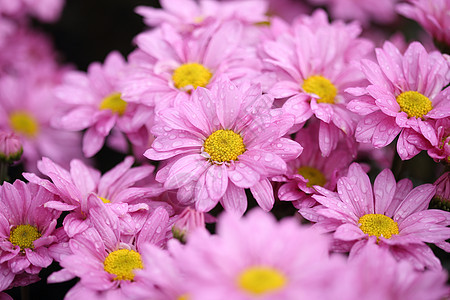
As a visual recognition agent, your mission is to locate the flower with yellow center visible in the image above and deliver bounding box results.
[172,63,212,91]
[103,249,143,281]
[99,92,127,116]
[9,224,42,251]
[203,129,246,163]
[237,266,287,295]
[99,196,111,204]
[396,91,432,118]
[302,75,337,104]
[297,166,327,188]
[9,111,39,138]
[358,214,399,240]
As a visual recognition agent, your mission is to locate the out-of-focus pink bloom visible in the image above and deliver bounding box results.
[53,51,154,157]
[427,118,450,163]
[121,21,262,112]
[347,41,450,160]
[0,131,22,163]
[146,77,302,215]
[173,209,345,300]
[24,156,167,237]
[308,0,399,26]
[277,121,353,210]
[337,242,450,300]
[307,163,450,270]
[136,0,268,32]
[128,244,188,300]
[264,10,372,156]
[48,207,170,299]
[0,181,61,289]
[397,0,450,48]
[0,0,65,22]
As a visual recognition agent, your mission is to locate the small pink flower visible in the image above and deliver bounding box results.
[347,41,450,160]
[427,118,450,163]
[53,51,154,157]
[397,0,450,48]
[0,0,65,22]
[146,77,302,215]
[172,207,206,242]
[0,131,22,163]
[0,181,61,288]
[264,10,372,156]
[48,206,171,299]
[136,0,268,32]
[173,209,345,300]
[23,156,166,237]
[308,163,450,270]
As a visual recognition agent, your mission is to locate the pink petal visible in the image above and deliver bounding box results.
[164,155,208,189]
[334,223,366,241]
[195,172,219,212]
[373,168,396,214]
[82,127,106,157]
[220,183,247,216]
[206,164,228,200]
[250,179,275,211]
[393,184,436,223]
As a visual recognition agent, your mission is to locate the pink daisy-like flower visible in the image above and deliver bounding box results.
[0,181,61,289]
[427,118,450,163]
[397,0,450,48]
[0,0,65,22]
[24,156,166,237]
[136,0,268,32]
[308,162,450,270]
[146,77,302,215]
[53,51,154,157]
[347,41,450,160]
[338,242,450,300]
[308,0,399,26]
[48,206,170,299]
[121,20,261,112]
[264,10,372,156]
[173,209,344,300]
[277,121,354,210]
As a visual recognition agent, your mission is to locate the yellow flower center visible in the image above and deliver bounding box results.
[99,197,111,204]
[203,129,246,163]
[172,63,212,91]
[302,75,337,104]
[9,224,41,250]
[9,111,39,137]
[103,249,143,281]
[99,93,127,116]
[297,166,327,188]
[238,266,287,295]
[396,91,432,118]
[358,214,399,239]
[177,294,190,300]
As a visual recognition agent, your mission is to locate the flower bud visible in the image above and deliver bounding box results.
[172,207,206,243]
[0,131,23,163]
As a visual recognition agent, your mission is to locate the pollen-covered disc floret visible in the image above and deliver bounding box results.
[297,166,327,188]
[9,224,42,250]
[99,92,128,116]
[358,214,399,239]
[203,129,246,163]
[9,111,39,137]
[302,75,337,104]
[396,91,432,118]
[238,266,287,295]
[103,249,143,281]
[172,63,212,90]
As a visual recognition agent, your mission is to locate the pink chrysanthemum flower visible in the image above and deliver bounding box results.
[174,209,344,300]
[397,0,450,48]
[121,21,261,112]
[136,0,268,32]
[128,243,188,300]
[337,242,450,300]
[53,51,154,157]
[24,156,166,237]
[347,41,450,160]
[277,122,353,210]
[308,0,399,26]
[0,0,65,22]
[264,10,372,156]
[146,77,302,215]
[0,181,61,289]
[48,206,170,299]
[308,162,450,270]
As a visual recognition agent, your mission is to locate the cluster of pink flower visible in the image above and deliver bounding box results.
[0,0,450,299]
